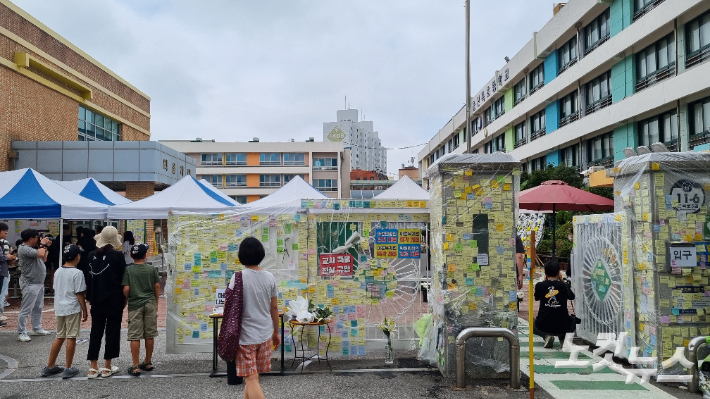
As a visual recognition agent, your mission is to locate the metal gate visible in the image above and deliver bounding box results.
[572,213,627,344]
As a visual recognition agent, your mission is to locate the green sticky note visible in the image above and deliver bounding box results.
[277,239,283,246]
[470,263,480,271]
[380,221,387,228]
[363,230,370,237]
[497,175,506,183]
[455,243,463,251]
[351,320,358,327]
[292,243,299,250]
[285,224,292,234]
[469,240,478,248]
[277,247,284,253]
[262,235,269,242]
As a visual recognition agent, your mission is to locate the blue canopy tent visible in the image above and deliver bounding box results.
[0,169,110,265]
[55,178,132,206]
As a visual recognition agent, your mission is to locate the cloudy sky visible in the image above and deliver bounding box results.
[14,0,553,177]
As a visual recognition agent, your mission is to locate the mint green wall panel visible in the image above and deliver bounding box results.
[624,56,636,98]
[610,0,632,37]
[504,88,513,112]
[611,59,627,103]
[613,123,638,161]
[505,127,514,152]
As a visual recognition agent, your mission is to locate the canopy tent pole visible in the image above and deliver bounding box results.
[58,218,63,267]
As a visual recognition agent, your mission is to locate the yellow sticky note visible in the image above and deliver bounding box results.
[652,162,660,170]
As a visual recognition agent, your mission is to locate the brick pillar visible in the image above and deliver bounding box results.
[125,182,156,257]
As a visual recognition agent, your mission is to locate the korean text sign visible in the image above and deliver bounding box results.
[319,253,354,277]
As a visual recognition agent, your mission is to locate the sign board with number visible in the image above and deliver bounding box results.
[319,253,354,277]
[670,179,705,213]
[398,229,421,244]
[375,229,398,244]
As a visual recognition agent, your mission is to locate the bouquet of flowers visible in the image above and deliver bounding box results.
[379,317,397,338]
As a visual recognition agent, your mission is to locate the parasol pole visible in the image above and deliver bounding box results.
[550,204,556,263]
[529,229,536,398]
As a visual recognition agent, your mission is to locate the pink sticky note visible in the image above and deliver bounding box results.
[660,316,671,324]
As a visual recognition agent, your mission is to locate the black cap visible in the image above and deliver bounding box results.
[130,243,149,259]
[63,244,82,261]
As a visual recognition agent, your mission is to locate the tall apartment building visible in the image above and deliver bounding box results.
[418,0,710,182]
[323,109,387,174]
[160,139,351,203]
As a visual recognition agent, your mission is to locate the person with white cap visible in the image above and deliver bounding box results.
[85,226,126,379]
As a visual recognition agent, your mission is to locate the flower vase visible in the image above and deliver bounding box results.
[384,336,394,365]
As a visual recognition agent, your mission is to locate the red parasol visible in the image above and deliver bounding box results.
[518,180,614,260]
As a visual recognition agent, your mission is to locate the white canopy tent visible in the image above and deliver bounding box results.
[240,176,327,211]
[373,175,429,201]
[199,179,240,205]
[55,177,132,206]
[107,176,238,220]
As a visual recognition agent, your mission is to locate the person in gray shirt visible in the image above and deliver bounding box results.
[0,223,16,325]
[17,229,52,342]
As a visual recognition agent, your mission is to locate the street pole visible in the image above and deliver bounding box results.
[465,0,472,154]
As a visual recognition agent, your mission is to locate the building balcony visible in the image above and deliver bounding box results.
[514,138,527,149]
[687,44,710,69]
[529,83,544,96]
[584,35,610,56]
[559,112,579,128]
[514,95,526,106]
[633,0,666,22]
[585,96,612,116]
[558,58,577,75]
[663,139,678,152]
[589,156,614,169]
[531,129,546,141]
[690,131,710,148]
[635,63,675,92]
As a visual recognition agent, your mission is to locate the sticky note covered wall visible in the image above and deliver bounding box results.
[426,153,521,378]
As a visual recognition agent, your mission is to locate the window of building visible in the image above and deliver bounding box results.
[514,121,527,148]
[687,11,710,68]
[559,91,579,127]
[314,158,337,170]
[514,79,527,105]
[202,174,223,188]
[260,153,281,166]
[484,106,494,126]
[531,156,546,171]
[529,64,545,95]
[584,9,610,55]
[78,105,121,142]
[530,110,546,141]
[233,195,247,204]
[586,132,614,167]
[561,144,579,168]
[225,174,247,187]
[494,96,505,119]
[559,36,578,73]
[201,153,223,166]
[314,179,338,191]
[637,109,678,150]
[283,153,305,166]
[585,71,612,115]
[447,139,453,153]
[634,0,666,21]
[472,117,482,136]
[484,142,493,154]
[689,96,710,148]
[636,34,675,91]
[284,174,305,183]
[493,135,506,153]
[259,174,281,187]
[453,134,460,149]
[225,153,246,166]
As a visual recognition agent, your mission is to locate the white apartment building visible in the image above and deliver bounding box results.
[324,109,387,174]
[160,139,350,203]
[418,0,710,182]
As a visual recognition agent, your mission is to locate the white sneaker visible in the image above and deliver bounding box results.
[3,301,9,307]
[30,329,50,336]
[0,315,7,321]
[17,333,31,342]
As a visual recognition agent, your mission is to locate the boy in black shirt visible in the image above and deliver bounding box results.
[534,261,575,348]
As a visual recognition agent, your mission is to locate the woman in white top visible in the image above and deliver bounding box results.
[122,231,135,265]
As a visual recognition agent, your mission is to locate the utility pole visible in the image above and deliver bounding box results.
[465,0,472,154]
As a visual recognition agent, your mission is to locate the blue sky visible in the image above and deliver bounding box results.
[13,0,553,176]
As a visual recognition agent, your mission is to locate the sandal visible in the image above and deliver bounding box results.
[127,366,141,377]
[87,368,100,379]
[139,361,154,371]
[99,365,119,378]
